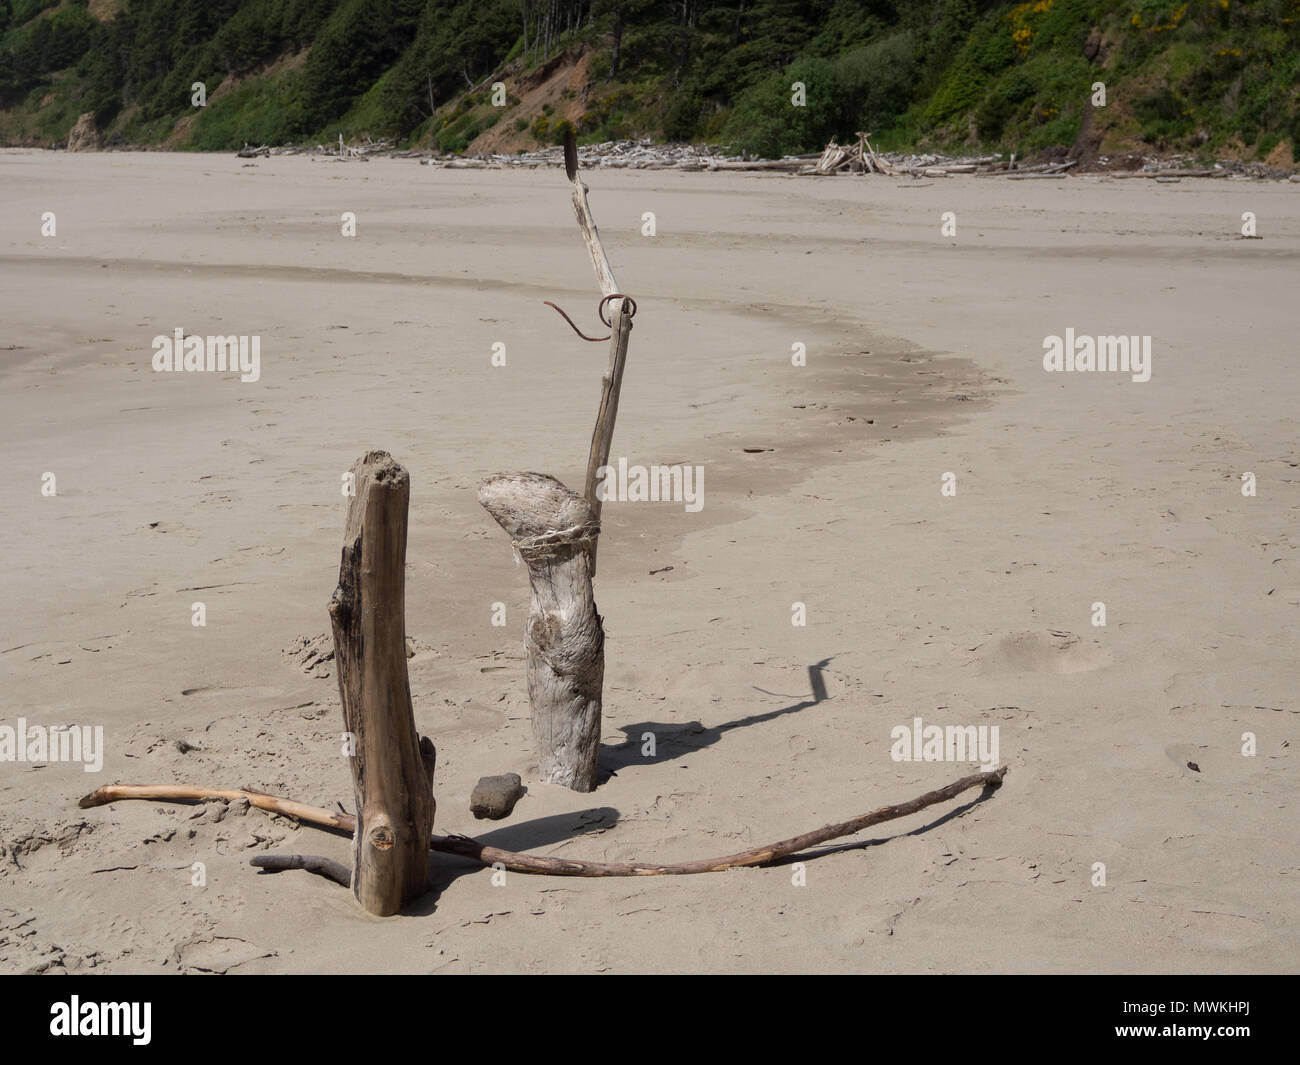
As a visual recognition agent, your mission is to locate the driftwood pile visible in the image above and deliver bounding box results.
[421,139,784,171]
[416,137,1088,180]
[236,135,1292,180]
[806,137,1086,179]
[417,137,948,175]
[1106,167,1227,180]
[237,135,396,160]
[807,132,899,175]
[1093,152,1290,180]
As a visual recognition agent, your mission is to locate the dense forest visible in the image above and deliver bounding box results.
[1,0,1298,162]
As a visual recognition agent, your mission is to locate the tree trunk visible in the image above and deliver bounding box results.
[329,450,436,915]
[478,472,603,791]
[609,7,624,80]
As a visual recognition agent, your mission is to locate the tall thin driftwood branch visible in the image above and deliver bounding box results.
[79,766,1006,879]
[565,130,620,308]
[566,128,632,579]
[582,304,631,577]
[475,131,637,791]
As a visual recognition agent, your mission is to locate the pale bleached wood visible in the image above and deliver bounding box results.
[707,158,805,171]
[81,767,1008,877]
[473,135,634,789]
[78,783,354,829]
[565,131,621,308]
[250,853,351,886]
[478,472,603,791]
[562,130,635,578]
[329,450,436,914]
[582,302,632,577]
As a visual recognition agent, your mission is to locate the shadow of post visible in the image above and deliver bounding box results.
[598,656,837,782]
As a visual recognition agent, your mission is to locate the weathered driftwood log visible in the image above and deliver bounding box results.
[478,472,603,791]
[706,158,806,171]
[329,450,437,914]
[250,853,351,886]
[77,783,355,829]
[80,766,1007,879]
[474,134,627,794]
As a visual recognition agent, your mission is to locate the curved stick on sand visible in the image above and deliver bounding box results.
[250,853,351,887]
[79,766,1006,878]
[77,784,356,830]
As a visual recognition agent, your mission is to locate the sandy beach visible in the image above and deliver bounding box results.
[1,149,1295,973]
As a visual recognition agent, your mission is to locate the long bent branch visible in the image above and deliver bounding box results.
[79,766,1006,878]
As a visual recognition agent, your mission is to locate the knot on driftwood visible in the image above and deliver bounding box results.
[511,519,600,563]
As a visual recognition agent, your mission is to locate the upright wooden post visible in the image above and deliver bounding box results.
[329,450,436,915]
[478,472,603,791]
[479,132,631,791]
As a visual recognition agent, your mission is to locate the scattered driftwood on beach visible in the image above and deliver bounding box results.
[416,137,1074,179]
[237,135,1290,180]
[237,136,395,160]
[1105,168,1226,179]
[423,139,796,171]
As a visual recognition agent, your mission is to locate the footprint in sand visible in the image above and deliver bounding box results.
[968,630,1111,675]
[180,684,280,699]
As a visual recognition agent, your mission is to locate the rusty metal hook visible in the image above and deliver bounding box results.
[543,300,608,342]
[543,293,638,343]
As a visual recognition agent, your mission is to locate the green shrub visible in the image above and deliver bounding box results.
[721,57,844,157]
[663,91,702,142]
[190,70,304,150]
[549,117,574,144]
[834,32,916,135]
[1136,85,1194,145]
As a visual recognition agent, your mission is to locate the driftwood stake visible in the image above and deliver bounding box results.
[478,472,603,791]
[330,450,436,914]
[565,128,633,578]
[582,302,632,577]
[565,130,621,309]
[474,133,633,790]
[80,767,1006,878]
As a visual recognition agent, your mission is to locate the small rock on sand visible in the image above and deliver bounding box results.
[470,773,524,820]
